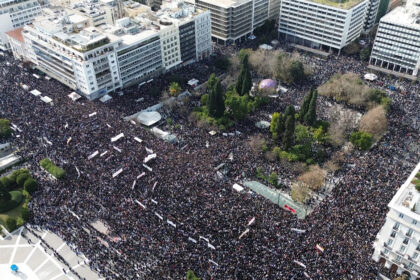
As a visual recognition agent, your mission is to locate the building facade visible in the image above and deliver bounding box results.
[186,0,273,44]
[363,0,380,32]
[12,0,212,99]
[278,0,368,52]
[372,162,420,280]
[0,0,42,50]
[369,0,420,78]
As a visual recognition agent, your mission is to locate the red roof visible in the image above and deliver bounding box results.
[6,27,24,43]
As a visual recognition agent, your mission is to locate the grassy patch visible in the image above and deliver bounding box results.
[0,190,22,213]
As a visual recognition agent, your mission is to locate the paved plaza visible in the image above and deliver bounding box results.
[0,225,102,280]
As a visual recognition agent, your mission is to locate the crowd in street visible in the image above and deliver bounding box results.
[0,45,419,280]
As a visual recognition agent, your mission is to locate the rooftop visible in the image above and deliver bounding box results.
[390,162,420,216]
[381,0,420,29]
[307,0,365,10]
[6,27,24,42]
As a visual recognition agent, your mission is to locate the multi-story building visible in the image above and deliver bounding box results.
[369,0,420,79]
[363,0,380,32]
[372,162,420,280]
[186,0,275,44]
[12,0,211,99]
[278,0,369,53]
[0,0,42,50]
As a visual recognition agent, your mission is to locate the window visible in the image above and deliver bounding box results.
[399,245,406,253]
[413,252,418,259]
[384,249,389,255]
[391,231,396,238]
[393,222,400,230]
[387,239,393,246]
[407,229,413,237]
[408,262,414,269]
[412,220,417,225]
[403,238,409,244]
[399,213,404,218]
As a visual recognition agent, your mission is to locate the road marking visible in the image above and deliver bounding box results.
[34,257,50,272]
[56,242,66,252]
[9,227,23,264]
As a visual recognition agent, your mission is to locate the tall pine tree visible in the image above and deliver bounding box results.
[304,89,317,126]
[270,112,285,141]
[282,105,296,150]
[299,88,313,121]
[213,79,225,118]
[236,54,252,96]
[207,77,225,118]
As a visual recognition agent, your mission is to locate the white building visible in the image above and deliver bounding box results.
[278,0,368,53]
[186,0,277,44]
[10,0,212,100]
[0,0,42,50]
[369,0,420,78]
[372,162,420,280]
[363,0,380,32]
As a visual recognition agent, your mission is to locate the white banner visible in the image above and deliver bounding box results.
[238,228,249,240]
[143,153,156,163]
[167,220,176,228]
[111,133,124,142]
[137,172,145,179]
[143,164,152,172]
[134,199,146,209]
[89,112,97,117]
[134,137,143,143]
[112,168,123,178]
[188,237,197,243]
[88,151,99,160]
[155,212,163,220]
[100,151,108,157]
[113,146,122,153]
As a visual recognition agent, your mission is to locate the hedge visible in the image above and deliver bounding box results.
[5,217,17,232]
[40,158,66,179]
[0,190,23,213]
[0,176,13,191]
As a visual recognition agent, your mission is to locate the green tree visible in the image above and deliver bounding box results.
[16,173,31,187]
[186,270,200,280]
[6,217,17,232]
[24,178,38,194]
[0,185,11,202]
[208,78,225,118]
[268,172,279,188]
[304,89,318,126]
[225,93,249,120]
[360,47,371,61]
[270,112,285,141]
[350,131,373,150]
[236,54,252,95]
[283,115,295,150]
[169,82,182,96]
[0,118,12,138]
[289,61,306,84]
[299,89,313,121]
[0,176,13,191]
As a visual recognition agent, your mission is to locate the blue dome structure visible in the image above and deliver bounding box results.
[258,79,277,90]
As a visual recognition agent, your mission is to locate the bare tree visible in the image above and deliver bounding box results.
[297,165,327,191]
[359,106,387,139]
[248,135,266,155]
[290,182,311,203]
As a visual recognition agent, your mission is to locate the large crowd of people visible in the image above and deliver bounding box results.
[0,44,419,280]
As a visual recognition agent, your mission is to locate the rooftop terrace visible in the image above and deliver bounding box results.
[308,0,365,10]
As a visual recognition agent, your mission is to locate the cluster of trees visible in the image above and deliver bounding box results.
[413,172,420,192]
[0,118,12,139]
[40,158,66,179]
[349,131,373,150]
[195,54,268,129]
[270,89,318,149]
[270,105,296,150]
[256,167,280,189]
[273,53,307,85]
[0,169,36,232]
[318,73,391,109]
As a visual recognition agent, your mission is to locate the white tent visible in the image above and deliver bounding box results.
[232,183,244,192]
[68,92,81,101]
[30,89,42,96]
[364,73,377,81]
[22,84,29,91]
[41,96,53,103]
[136,111,162,126]
[188,79,199,87]
[100,94,112,103]
[259,44,273,50]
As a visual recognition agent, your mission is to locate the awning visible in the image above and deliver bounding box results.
[68,92,81,101]
[100,94,112,103]
[30,89,42,96]
[40,96,53,103]
[137,111,162,127]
